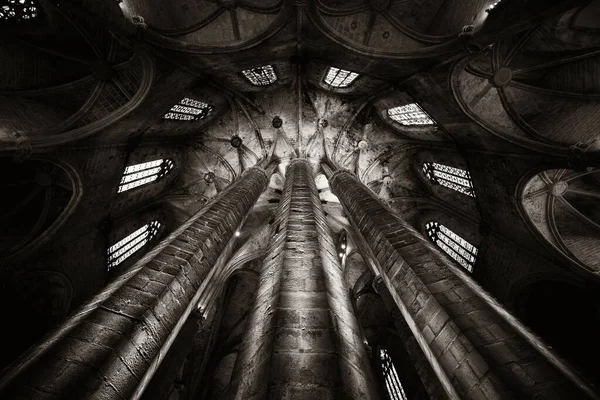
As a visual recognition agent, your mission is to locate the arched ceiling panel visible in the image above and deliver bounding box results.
[0,158,81,260]
[319,13,424,53]
[502,86,600,146]
[122,0,287,52]
[0,43,90,89]
[318,0,488,40]
[179,11,237,45]
[521,168,600,278]
[119,0,222,33]
[454,6,600,151]
[236,8,280,42]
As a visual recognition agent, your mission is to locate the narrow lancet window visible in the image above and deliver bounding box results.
[107,221,161,270]
[426,221,477,272]
[118,159,174,193]
[242,65,277,86]
[163,97,213,121]
[388,103,435,126]
[0,0,38,21]
[379,348,408,400]
[324,67,360,88]
[423,162,475,197]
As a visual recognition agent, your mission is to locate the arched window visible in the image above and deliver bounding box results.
[242,65,277,86]
[426,221,477,272]
[324,67,360,88]
[107,220,161,270]
[0,0,38,22]
[388,103,435,126]
[163,98,213,121]
[118,159,174,193]
[379,347,408,400]
[423,162,475,197]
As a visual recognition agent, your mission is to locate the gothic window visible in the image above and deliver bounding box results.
[379,348,408,400]
[0,0,38,22]
[426,221,478,272]
[118,159,174,193]
[242,65,277,86]
[423,162,475,197]
[324,67,360,88]
[387,103,435,126]
[163,98,213,121]
[107,220,161,270]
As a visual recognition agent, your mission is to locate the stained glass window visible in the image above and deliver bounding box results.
[107,221,161,270]
[0,0,38,22]
[242,65,277,86]
[426,221,478,272]
[388,103,435,126]
[163,97,213,121]
[423,162,475,197]
[118,159,174,193]
[379,348,408,400]
[324,67,360,88]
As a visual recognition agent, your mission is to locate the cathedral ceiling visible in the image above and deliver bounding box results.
[1,0,600,369]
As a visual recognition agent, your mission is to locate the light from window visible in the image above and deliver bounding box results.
[423,162,475,197]
[388,103,435,126]
[107,221,161,270]
[324,67,360,88]
[163,97,213,121]
[0,0,38,21]
[486,1,502,12]
[379,348,408,400]
[426,221,477,272]
[242,65,277,86]
[118,159,174,193]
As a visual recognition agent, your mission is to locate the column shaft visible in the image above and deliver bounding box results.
[0,165,271,400]
[231,159,378,399]
[327,167,594,400]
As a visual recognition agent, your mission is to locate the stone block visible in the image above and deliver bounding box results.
[300,309,331,328]
[301,328,334,352]
[274,328,301,351]
[286,387,330,400]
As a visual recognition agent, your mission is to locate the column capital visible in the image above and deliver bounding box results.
[247,162,275,188]
[285,157,312,173]
[328,167,355,185]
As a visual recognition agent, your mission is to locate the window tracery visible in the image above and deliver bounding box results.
[324,67,360,88]
[107,220,161,270]
[387,103,435,126]
[426,221,477,272]
[0,0,38,22]
[379,348,408,400]
[118,159,174,193]
[423,162,475,197]
[242,65,277,86]
[163,98,213,121]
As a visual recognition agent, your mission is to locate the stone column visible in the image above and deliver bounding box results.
[372,276,448,400]
[230,159,379,399]
[0,163,273,400]
[324,164,598,400]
